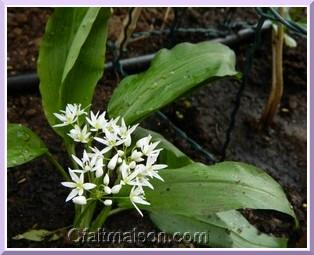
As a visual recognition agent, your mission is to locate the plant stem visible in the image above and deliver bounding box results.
[108,207,128,217]
[259,7,284,128]
[74,201,96,228]
[46,152,70,181]
[90,206,111,231]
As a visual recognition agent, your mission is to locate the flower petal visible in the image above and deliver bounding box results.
[83,183,96,190]
[69,170,80,183]
[61,182,76,188]
[65,189,79,202]
[132,196,150,205]
[131,200,144,217]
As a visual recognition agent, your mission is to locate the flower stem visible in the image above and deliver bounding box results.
[259,7,284,128]
[90,206,111,231]
[108,207,128,217]
[46,152,70,181]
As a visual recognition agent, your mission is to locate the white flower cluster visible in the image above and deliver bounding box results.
[54,104,167,216]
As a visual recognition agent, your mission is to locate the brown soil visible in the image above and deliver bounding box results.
[7,7,307,248]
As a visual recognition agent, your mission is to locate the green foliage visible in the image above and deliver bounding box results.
[38,7,111,139]
[119,161,296,220]
[108,41,238,124]
[150,210,287,248]
[7,124,48,168]
[287,7,307,28]
[116,135,296,248]
[13,229,62,242]
[10,7,297,248]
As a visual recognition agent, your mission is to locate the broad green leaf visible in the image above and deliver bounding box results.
[150,210,287,248]
[108,42,238,124]
[13,229,61,242]
[7,124,48,168]
[116,131,294,247]
[133,127,192,168]
[118,161,296,221]
[38,7,110,138]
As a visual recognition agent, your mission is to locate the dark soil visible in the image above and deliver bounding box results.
[7,7,307,248]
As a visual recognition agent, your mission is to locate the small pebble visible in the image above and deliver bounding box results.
[13,27,22,36]
[289,96,298,109]
[25,109,36,117]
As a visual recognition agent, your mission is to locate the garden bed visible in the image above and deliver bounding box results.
[7,7,307,248]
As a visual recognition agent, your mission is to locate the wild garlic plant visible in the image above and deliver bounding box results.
[7,7,298,247]
[53,103,167,217]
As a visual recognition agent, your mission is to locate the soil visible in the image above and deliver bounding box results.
[7,7,307,248]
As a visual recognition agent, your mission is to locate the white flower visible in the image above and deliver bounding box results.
[136,135,151,149]
[72,150,103,177]
[86,111,107,131]
[88,147,108,163]
[56,105,168,212]
[104,199,112,206]
[120,161,143,186]
[68,125,91,143]
[131,150,144,162]
[136,135,161,156]
[53,104,85,127]
[119,118,138,147]
[61,170,96,202]
[103,116,120,134]
[129,161,136,169]
[94,130,124,153]
[119,160,130,181]
[127,165,155,190]
[72,195,87,205]
[130,186,150,217]
[143,153,167,181]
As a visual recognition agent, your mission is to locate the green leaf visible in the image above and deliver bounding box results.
[118,161,296,221]
[116,131,294,247]
[150,210,287,248]
[7,124,48,168]
[12,229,61,242]
[108,41,238,124]
[133,127,193,169]
[38,7,111,138]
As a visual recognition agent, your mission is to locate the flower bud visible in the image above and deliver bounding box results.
[104,199,112,206]
[72,196,87,205]
[108,153,119,170]
[103,174,110,186]
[124,135,131,147]
[95,167,104,178]
[111,184,122,194]
[118,150,124,157]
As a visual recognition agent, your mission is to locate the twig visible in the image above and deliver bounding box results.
[116,7,143,51]
[160,7,171,31]
[259,7,284,128]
